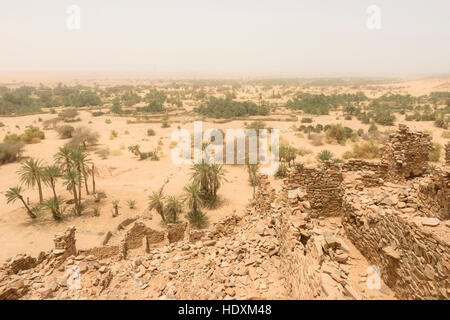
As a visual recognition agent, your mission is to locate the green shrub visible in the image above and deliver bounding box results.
[20,126,45,143]
[317,150,333,162]
[105,119,112,124]
[349,140,380,159]
[186,210,207,229]
[301,117,313,123]
[147,128,156,136]
[127,200,136,209]
[275,163,288,178]
[428,143,442,162]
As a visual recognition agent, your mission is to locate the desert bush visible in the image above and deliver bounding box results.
[66,127,100,148]
[147,128,156,136]
[56,125,75,139]
[345,140,380,159]
[105,119,112,124]
[442,131,450,139]
[161,116,170,128]
[91,111,105,117]
[325,124,353,144]
[0,142,24,165]
[59,108,79,122]
[3,134,21,144]
[301,117,313,123]
[275,163,288,178]
[0,121,4,127]
[297,147,313,156]
[309,133,324,146]
[428,143,442,162]
[110,130,118,140]
[317,150,333,162]
[127,200,136,209]
[20,126,45,143]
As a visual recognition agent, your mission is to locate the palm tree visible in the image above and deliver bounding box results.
[91,163,97,194]
[183,182,203,215]
[149,190,166,224]
[62,169,80,214]
[247,163,260,198]
[191,160,227,201]
[183,182,206,228]
[165,196,182,224]
[191,160,211,194]
[42,165,62,199]
[42,197,64,221]
[55,146,73,171]
[5,186,36,219]
[17,158,45,203]
[70,147,89,201]
[209,163,227,197]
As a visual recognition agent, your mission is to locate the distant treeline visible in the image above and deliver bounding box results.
[194,97,269,118]
[286,93,367,115]
[0,84,103,115]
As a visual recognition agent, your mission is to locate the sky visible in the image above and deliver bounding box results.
[0,0,449,77]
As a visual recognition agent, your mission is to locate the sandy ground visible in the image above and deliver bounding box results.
[0,112,256,262]
[0,76,449,263]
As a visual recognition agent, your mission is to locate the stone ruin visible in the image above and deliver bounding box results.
[446,142,450,166]
[380,124,432,182]
[0,124,448,300]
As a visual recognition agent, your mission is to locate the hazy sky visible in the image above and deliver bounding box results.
[1,0,449,77]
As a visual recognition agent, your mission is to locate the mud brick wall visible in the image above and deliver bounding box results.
[342,193,450,299]
[284,163,343,216]
[415,168,450,220]
[380,124,432,182]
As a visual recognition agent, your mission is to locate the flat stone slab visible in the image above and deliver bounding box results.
[420,217,440,227]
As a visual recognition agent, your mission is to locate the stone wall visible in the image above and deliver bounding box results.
[446,143,450,166]
[283,162,343,216]
[342,190,449,299]
[415,168,450,220]
[380,124,432,182]
[253,175,323,299]
[341,159,388,187]
[53,226,77,259]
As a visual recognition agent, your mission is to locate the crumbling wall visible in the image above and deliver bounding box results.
[342,159,388,187]
[53,226,77,259]
[415,168,450,220]
[446,143,450,166]
[380,124,432,182]
[283,162,343,216]
[253,175,323,299]
[342,192,449,299]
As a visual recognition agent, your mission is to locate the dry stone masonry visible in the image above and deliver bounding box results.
[0,125,448,300]
[380,124,432,182]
